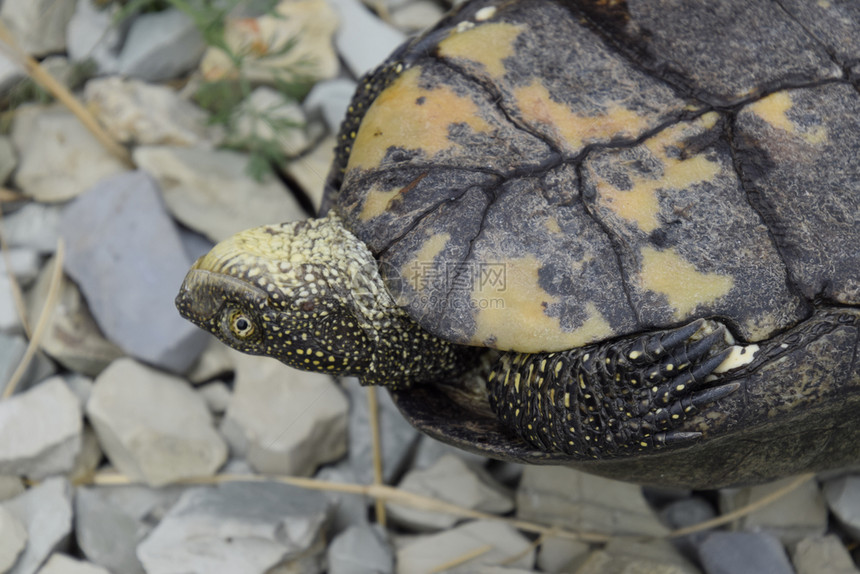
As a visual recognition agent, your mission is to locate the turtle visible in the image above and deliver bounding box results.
[176,0,860,489]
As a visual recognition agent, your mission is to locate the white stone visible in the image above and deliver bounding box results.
[229,87,313,157]
[284,135,336,212]
[198,381,232,414]
[0,378,82,479]
[0,0,76,56]
[68,426,103,486]
[0,45,24,94]
[186,336,235,384]
[199,0,339,85]
[75,487,148,574]
[1,203,63,254]
[11,106,128,202]
[133,146,304,242]
[3,477,73,574]
[390,0,446,32]
[824,475,860,539]
[578,539,699,574]
[314,463,372,533]
[327,0,406,77]
[0,333,57,399]
[536,536,589,573]
[66,0,123,75]
[0,248,39,286]
[0,506,27,573]
[36,554,110,574]
[0,475,24,502]
[327,526,393,574]
[303,79,356,134]
[397,520,535,573]
[221,353,348,476]
[117,9,206,81]
[792,535,860,574]
[388,454,513,531]
[0,275,21,334]
[84,77,215,147]
[87,358,228,486]
[516,466,668,536]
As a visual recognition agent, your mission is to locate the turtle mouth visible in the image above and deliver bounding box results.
[175,268,268,324]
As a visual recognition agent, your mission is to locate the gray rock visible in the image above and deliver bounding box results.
[26,256,123,377]
[536,536,589,574]
[229,87,315,157]
[396,520,535,573]
[0,505,27,573]
[84,77,216,147]
[792,535,860,574]
[720,476,827,544]
[67,425,103,486]
[136,481,330,574]
[117,9,206,81]
[60,171,208,373]
[36,554,110,574]
[87,358,227,486]
[516,466,668,536]
[343,377,419,485]
[0,135,18,184]
[314,463,372,534]
[0,333,56,397]
[66,0,124,75]
[660,497,716,530]
[97,484,186,526]
[1,203,63,254]
[133,146,304,243]
[221,353,348,476]
[327,525,393,574]
[2,477,73,574]
[390,0,446,32]
[0,475,25,502]
[186,337,235,384]
[0,378,81,479]
[0,248,39,287]
[0,274,22,334]
[303,79,357,134]
[412,434,488,470]
[197,381,232,414]
[11,106,128,202]
[0,48,24,94]
[0,0,76,56]
[327,0,406,77]
[698,532,793,574]
[60,374,93,410]
[824,475,860,539]
[75,487,148,574]
[388,454,514,531]
[579,539,700,574]
[283,135,336,212]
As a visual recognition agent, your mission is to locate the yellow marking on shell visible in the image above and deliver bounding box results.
[513,81,652,153]
[470,255,614,352]
[359,182,402,221]
[597,113,722,233]
[402,233,450,293]
[346,66,492,173]
[437,22,524,78]
[639,246,734,319]
[746,91,828,145]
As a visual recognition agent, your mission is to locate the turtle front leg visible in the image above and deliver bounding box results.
[486,319,740,459]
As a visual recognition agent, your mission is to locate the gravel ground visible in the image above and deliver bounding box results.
[1,1,860,573]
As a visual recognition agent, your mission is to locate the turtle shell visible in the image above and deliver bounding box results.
[325,0,860,356]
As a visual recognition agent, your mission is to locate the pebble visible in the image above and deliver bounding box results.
[0,248,39,286]
[197,381,232,415]
[36,554,110,574]
[0,378,81,479]
[0,0,76,57]
[824,475,860,539]
[698,531,794,574]
[0,203,63,254]
[0,332,56,397]
[516,466,668,536]
[228,87,316,157]
[86,358,227,486]
[65,0,123,75]
[283,134,336,212]
[84,77,216,147]
[536,536,590,573]
[327,525,394,574]
[303,79,357,134]
[137,481,330,574]
[387,454,514,531]
[0,274,21,333]
[186,337,235,384]
[26,256,123,377]
[327,0,407,77]
[0,49,24,94]
[660,496,716,529]
[390,0,447,32]
[396,520,535,573]
[792,534,860,574]
[60,171,209,373]
[133,146,304,243]
[2,477,73,574]
[11,106,128,203]
[117,9,206,81]
[314,462,372,534]
[0,135,18,184]
[720,476,827,544]
[578,539,699,574]
[220,353,348,476]
[0,475,24,502]
[74,487,149,574]
[0,505,27,573]
[67,425,102,485]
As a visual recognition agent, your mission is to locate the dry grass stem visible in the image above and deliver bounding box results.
[367,385,387,526]
[427,544,493,573]
[0,188,25,202]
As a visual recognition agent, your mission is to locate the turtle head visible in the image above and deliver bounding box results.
[176,213,476,385]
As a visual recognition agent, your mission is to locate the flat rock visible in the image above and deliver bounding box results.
[516,466,668,536]
[0,378,81,479]
[390,0,446,32]
[199,0,338,85]
[87,358,227,486]
[720,476,827,544]
[698,532,793,574]
[824,475,860,539]
[0,248,39,287]
[26,256,123,377]
[137,481,330,574]
[228,87,314,158]
[75,487,148,574]
[792,534,860,574]
[578,539,700,574]
[11,106,128,203]
[0,333,56,397]
[314,463,372,533]
[0,135,18,184]
[343,377,419,485]
[303,80,356,134]
[84,77,216,147]
[327,526,393,574]
[388,454,513,531]
[0,0,76,56]
[1,203,63,254]
[221,353,348,476]
[327,0,406,76]
[536,536,589,574]
[197,381,232,415]
[36,554,110,574]
[284,135,336,212]
[0,274,22,334]
[133,146,304,243]
[117,9,206,81]
[2,477,73,574]
[65,0,124,75]
[186,336,234,384]
[396,520,535,573]
[60,171,208,373]
[0,505,27,573]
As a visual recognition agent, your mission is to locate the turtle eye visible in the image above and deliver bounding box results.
[228,311,256,339]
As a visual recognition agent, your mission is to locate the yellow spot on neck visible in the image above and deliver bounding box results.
[346,66,491,173]
[639,246,734,318]
[746,91,828,145]
[437,22,524,78]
